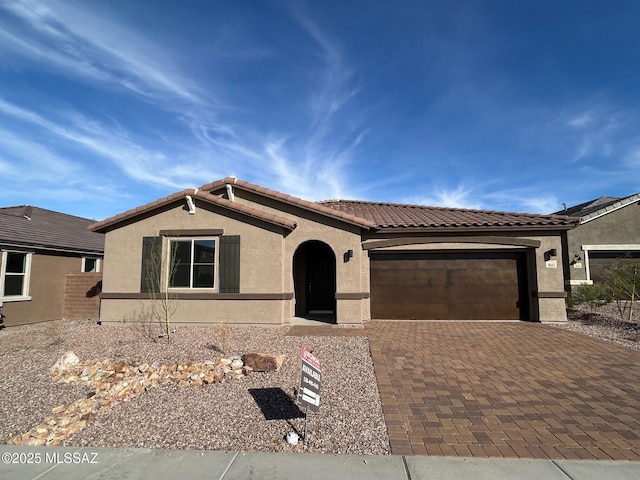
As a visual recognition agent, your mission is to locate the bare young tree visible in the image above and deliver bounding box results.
[144,239,179,343]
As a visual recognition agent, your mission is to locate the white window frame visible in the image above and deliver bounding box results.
[167,237,218,290]
[578,244,640,284]
[0,250,33,302]
[82,257,101,273]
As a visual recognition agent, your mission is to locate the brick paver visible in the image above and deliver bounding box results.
[365,321,640,460]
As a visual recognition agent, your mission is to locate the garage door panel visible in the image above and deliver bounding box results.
[447,285,519,303]
[448,268,517,286]
[369,251,528,321]
[372,285,447,303]
[445,258,516,270]
[449,302,520,320]
[373,302,448,320]
[371,259,446,270]
[370,268,447,286]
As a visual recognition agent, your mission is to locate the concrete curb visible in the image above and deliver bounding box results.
[1,446,639,480]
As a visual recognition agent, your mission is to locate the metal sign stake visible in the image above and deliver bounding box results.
[303,405,308,446]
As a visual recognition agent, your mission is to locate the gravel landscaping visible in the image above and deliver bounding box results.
[0,320,389,454]
[2,306,638,456]
[555,303,640,351]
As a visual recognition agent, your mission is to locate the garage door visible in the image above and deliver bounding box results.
[370,251,529,320]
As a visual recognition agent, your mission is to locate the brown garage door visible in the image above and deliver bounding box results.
[370,251,529,320]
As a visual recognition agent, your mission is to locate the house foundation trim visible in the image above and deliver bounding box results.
[335,292,370,300]
[532,291,567,298]
[100,292,294,300]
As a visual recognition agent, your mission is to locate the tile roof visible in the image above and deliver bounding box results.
[200,177,378,229]
[319,199,579,230]
[0,206,104,254]
[89,189,298,233]
[89,178,579,235]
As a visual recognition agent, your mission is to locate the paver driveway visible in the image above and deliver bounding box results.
[365,321,640,460]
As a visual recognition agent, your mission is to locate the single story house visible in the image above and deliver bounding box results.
[89,177,579,325]
[553,193,640,288]
[0,205,105,327]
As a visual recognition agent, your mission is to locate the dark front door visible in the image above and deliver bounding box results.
[306,242,336,313]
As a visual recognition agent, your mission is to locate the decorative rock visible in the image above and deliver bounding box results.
[230,358,243,370]
[241,353,285,372]
[51,352,80,373]
[17,351,282,447]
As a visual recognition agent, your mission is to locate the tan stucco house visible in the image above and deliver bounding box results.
[554,193,640,289]
[89,177,579,325]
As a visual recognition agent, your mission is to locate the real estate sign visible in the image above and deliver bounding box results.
[298,347,322,412]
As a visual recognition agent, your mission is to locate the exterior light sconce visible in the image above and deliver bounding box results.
[570,254,582,266]
[544,249,557,261]
[343,249,353,262]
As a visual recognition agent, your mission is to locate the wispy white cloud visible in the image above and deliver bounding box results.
[0,126,80,180]
[0,97,216,189]
[0,0,203,103]
[0,0,367,206]
[293,8,361,131]
[404,184,483,209]
[551,106,621,161]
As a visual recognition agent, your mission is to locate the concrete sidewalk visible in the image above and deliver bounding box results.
[1,446,639,480]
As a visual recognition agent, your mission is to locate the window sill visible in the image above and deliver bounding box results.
[1,296,32,303]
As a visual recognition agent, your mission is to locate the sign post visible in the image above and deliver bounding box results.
[297,347,322,445]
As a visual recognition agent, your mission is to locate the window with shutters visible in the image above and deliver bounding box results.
[168,238,217,289]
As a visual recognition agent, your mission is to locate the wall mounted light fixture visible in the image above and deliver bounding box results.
[343,249,353,262]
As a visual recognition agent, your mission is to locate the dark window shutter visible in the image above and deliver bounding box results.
[219,235,240,293]
[140,236,162,293]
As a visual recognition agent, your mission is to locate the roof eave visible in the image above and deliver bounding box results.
[373,224,579,234]
[0,240,104,256]
[89,189,298,233]
[579,193,640,224]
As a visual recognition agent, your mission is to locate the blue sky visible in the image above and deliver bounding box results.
[1,0,639,220]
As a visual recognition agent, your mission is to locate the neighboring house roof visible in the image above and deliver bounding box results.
[320,199,579,230]
[553,192,640,224]
[89,188,298,233]
[0,205,104,254]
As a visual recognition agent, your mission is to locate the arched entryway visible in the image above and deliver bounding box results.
[293,240,336,323]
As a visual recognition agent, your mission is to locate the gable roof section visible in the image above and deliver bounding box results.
[553,196,622,217]
[200,177,377,229]
[319,199,579,230]
[0,206,104,254]
[556,192,640,224]
[88,189,298,233]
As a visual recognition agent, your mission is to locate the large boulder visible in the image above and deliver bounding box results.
[241,353,285,372]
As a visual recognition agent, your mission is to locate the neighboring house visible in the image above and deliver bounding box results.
[553,193,640,288]
[0,206,105,327]
[89,177,578,325]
